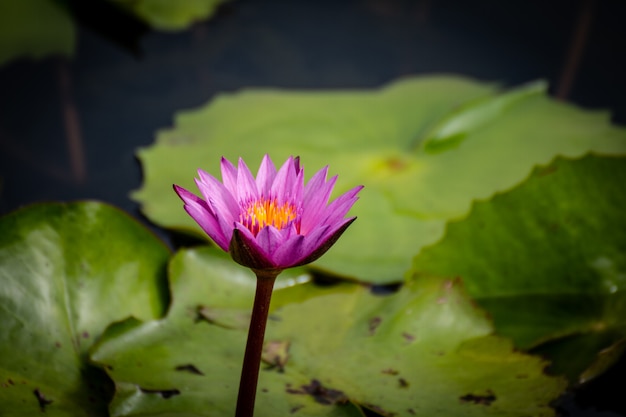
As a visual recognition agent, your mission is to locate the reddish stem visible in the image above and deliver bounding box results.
[235,270,278,417]
[555,0,595,100]
[57,58,87,184]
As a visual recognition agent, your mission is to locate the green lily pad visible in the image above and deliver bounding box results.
[110,0,230,31]
[411,155,626,382]
[0,0,75,66]
[91,246,566,417]
[165,246,325,330]
[0,202,170,416]
[133,76,626,283]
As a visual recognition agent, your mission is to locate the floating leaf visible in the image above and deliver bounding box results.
[0,202,170,416]
[91,247,566,417]
[411,155,626,382]
[110,0,230,31]
[164,246,319,329]
[133,76,626,282]
[0,0,75,66]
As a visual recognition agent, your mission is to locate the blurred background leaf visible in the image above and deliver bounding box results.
[109,0,230,32]
[133,77,626,283]
[0,0,229,67]
[0,0,75,66]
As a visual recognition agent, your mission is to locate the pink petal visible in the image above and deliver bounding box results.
[272,225,329,267]
[174,185,230,250]
[270,156,298,202]
[220,157,238,195]
[271,235,307,267]
[301,169,337,234]
[303,166,332,206]
[194,174,238,225]
[185,203,231,251]
[174,184,213,215]
[301,183,361,234]
[294,218,356,267]
[230,226,276,270]
[293,156,302,174]
[255,225,285,257]
[255,154,277,195]
[282,222,299,240]
[318,185,363,225]
[236,158,259,202]
[293,166,305,205]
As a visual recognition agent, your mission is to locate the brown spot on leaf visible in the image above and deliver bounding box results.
[364,403,395,416]
[381,368,399,375]
[286,379,348,405]
[81,331,90,339]
[196,305,221,323]
[194,305,207,322]
[402,332,415,342]
[385,156,409,171]
[140,387,181,399]
[175,364,204,375]
[369,317,382,335]
[290,405,304,413]
[460,390,496,406]
[33,388,53,411]
[398,378,409,388]
[194,305,250,329]
[262,340,290,372]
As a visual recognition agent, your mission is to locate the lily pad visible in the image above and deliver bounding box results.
[411,155,626,382]
[0,0,75,66]
[165,246,323,329]
[110,0,230,31]
[91,246,566,417]
[133,76,626,282]
[0,202,170,416]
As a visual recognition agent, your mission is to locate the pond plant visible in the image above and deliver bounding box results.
[173,154,362,416]
[1,76,625,417]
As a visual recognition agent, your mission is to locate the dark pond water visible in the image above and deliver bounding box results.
[0,0,625,415]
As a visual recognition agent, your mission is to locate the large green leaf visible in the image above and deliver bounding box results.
[411,155,626,382]
[110,0,230,31]
[133,76,626,283]
[91,246,566,417]
[0,202,170,416]
[0,0,75,66]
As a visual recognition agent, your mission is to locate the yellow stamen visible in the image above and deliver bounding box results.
[241,198,297,235]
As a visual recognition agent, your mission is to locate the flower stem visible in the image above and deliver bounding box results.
[235,270,278,417]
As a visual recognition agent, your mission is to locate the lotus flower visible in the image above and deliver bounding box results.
[174,154,362,272]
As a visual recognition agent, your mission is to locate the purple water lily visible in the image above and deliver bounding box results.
[174,154,361,417]
[174,154,362,272]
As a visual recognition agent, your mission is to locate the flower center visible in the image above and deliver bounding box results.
[240,198,298,235]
